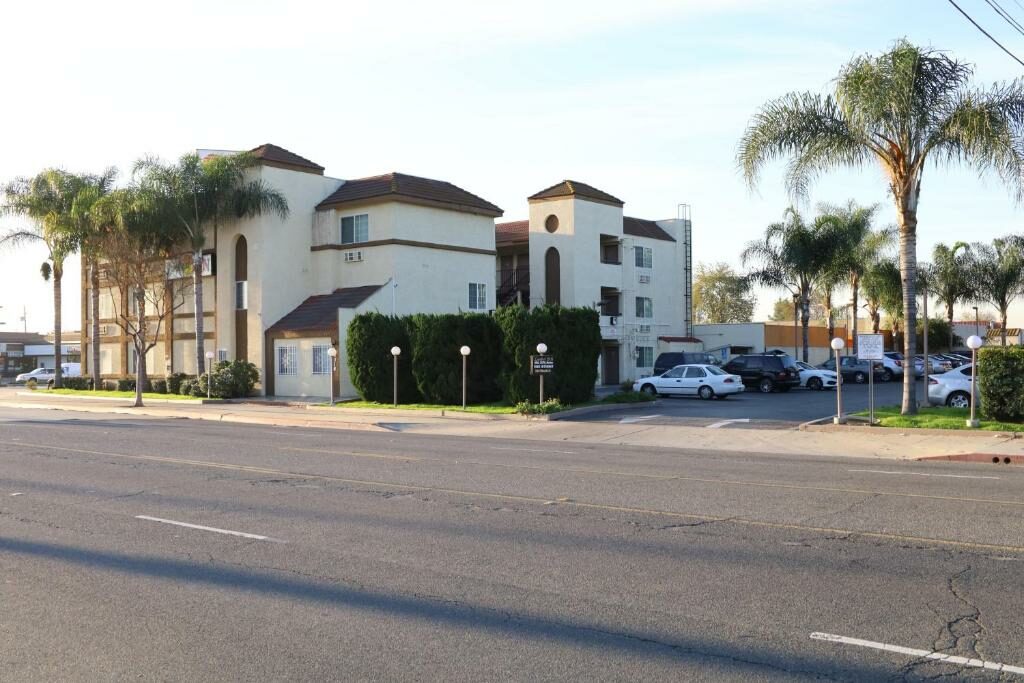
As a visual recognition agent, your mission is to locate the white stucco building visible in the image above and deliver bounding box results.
[82,147,694,396]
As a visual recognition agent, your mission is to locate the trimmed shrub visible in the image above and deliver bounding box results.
[515,398,565,415]
[102,380,118,391]
[978,346,1024,421]
[347,313,420,403]
[179,378,196,396]
[117,378,135,392]
[212,360,259,398]
[407,313,503,404]
[495,305,601,405]
[151,379,168,394]
[167,373,189,395]
[62,377,94,391]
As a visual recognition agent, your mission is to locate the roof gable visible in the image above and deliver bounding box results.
[528,180,624,207]
[248,144,325,175]
[623,216,675,242]
[267,285,383,334]
[316,172,502,217]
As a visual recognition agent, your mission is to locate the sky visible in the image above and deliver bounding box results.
[2,0,1024,333]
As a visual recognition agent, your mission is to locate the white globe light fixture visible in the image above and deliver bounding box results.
[535,342,549,402]
[967,335,983,428]
[536,342,548,354]
[460,345,471,356]
[830,337,846,424]
[391,346,401,357]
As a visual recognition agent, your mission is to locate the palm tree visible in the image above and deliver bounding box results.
[930,242,973,350]
[738,40,1024,414]
[1,169,84,388]
[861,258,902,335]
[742,207,840,361]
[968,238,1024,346]
[135,152,289,375]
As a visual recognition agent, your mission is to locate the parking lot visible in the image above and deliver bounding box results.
[581,377,927,429]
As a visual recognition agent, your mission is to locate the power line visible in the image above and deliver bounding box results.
[946,0,1024,68]
[984,0,1024,38]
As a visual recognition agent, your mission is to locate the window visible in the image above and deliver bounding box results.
[235,281,248,310]
[663,367,685,378]
[312,345,331,375]
[636,346,654,368]
[277,345,297,376]
[468,282,486,310]
[684,367,707,378]
[746,356,763,370]
[217,349,229,362]
[705,366,725,376]
[635,297,653,319]
[634,246,652,269]
[341,214,369,244]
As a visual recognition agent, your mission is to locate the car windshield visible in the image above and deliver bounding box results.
[776,354,798,369]
[705,365,725,375]
[795,361,813,370]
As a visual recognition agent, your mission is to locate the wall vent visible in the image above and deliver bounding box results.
[344,250,363,263]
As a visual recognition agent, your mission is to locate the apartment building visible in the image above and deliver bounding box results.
[496,181,693,385]
[82,147,693,396]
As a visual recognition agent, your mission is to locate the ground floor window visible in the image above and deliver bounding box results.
[312,345,331,375]
[277,345,297,375]
[636,346,653,368]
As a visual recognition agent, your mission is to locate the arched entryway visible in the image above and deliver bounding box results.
[235,236,248,361]
[545,246,560,305]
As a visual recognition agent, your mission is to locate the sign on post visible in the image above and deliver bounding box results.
[530,355,554,375]
[857,334,885,361]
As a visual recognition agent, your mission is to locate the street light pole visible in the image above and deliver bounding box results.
[460,345,471,410]
[536,342,548,403]
[204,350,215,400]
[792,294,799,359]
[390,346,401,407]
[831,337,846,424]
[967,335,983,428]
[327,346,338,406]
[973,306,980,339]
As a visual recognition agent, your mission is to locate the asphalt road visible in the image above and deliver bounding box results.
[583,378,928,428]
[1,406,1023,681]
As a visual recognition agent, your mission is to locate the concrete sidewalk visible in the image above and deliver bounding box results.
[2,389,1022,462]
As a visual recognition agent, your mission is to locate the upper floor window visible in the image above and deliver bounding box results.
[634,246,652,269]
[635,296,653,319]
[468,282,487,310]
[341,214,369,245]
[636,346,653,368]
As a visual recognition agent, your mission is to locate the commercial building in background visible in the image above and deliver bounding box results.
[693,321,852,366]
[0,331,80,379]
[496,181,693,386]
[82,146,695,397]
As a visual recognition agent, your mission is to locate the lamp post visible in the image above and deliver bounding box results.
[204,350,215,400]
[973,306,980,338]
[327,346,338,405]
[792,293,799,359]
[536,342,548,403]
[460,345,471,410]
[967,335,983,428]
[831,337,846,424]
[390,346,401,407]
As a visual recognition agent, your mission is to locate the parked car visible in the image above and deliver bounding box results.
[14,363,81,386]
[634,364,744,400]
[885,352,924,378]
[819,356,886,384]
[794,360,838,390]
[928,365,976,408]
[917,354,953,374]
[652,352,721,377]
[721,353,801,393]
[935,353,967,368]
[875,354,904,382]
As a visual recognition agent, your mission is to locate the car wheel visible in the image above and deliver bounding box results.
[640,384,657,397]
[882,369,894,382]
[946,391,971,409]
[698,385,714,400]
[807,377,823,391]
[853,372,867,384]
[758,378,774,393]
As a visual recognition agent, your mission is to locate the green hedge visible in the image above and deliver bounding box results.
[408,313,503,404]
[347,313,420,403]
[495,305,601,404]
[978,346,1024,421]
[192,360,259,399]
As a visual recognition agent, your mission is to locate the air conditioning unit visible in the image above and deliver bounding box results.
[638,274,651,284]
[344,250,363,263]
[639,325,652,333]
[99,324,112,337]
[609,316,618,326]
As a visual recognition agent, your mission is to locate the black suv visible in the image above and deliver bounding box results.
[722,353,801,393]
[653,352,720,376]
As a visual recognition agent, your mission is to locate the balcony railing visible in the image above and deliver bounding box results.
[497,267,530,306]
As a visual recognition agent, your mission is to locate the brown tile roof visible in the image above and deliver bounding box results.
[623,216,675,242]
[495,219,529,245]
[316,172,502,217]
[528,180,624,207]
[248,144,325,174]
[0,332,48,345]
[267,285,383,334]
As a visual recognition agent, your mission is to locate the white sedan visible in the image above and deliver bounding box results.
[633,364,745,400]
[928,365,976,408]
[794,361,838,391]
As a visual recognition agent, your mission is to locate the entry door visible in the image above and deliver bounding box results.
[603,346,620,385]
[658,366,686,394]
[680,366,707,395]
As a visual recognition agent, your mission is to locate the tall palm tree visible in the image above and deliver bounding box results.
[742,207,840,361]
[861,258,902,335]
[1,169,84,388]
[135,152,288,375]
[968,238,1024,346]
[930,241,973,350]
[738,40,1024,414]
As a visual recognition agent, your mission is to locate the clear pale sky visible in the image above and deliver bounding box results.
[2,0,1023,333]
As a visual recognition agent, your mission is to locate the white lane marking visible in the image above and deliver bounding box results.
[707,418,751,429]
[849,469,1001,480]
[618,415,662,424]
[135,515,274,541]
[10,492,23,496]
[490,447,577,455]
[810,632,1024,675]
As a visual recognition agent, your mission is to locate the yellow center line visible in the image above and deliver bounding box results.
[4,440,1024,554]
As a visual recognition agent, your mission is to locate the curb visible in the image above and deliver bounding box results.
[305,405,524,421]
[545,400,661,421]
[799,420,1024,439]
[18,391,228,406]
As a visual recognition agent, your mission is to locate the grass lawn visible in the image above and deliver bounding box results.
[40,389,201,401]
[855,405,1024,432]
[331,401,518,414]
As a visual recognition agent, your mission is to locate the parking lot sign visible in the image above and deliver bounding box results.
[857,334,884,361]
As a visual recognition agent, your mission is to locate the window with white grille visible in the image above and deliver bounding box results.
[635,297,653,319]
[312,345,331,375]
[636,346,654,368]
[277,345,297,376]
[634,246,652,269]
